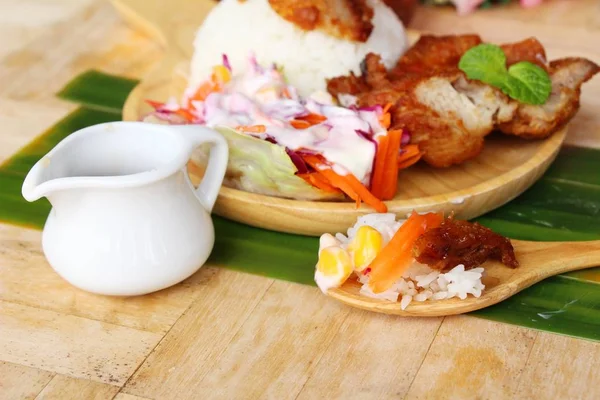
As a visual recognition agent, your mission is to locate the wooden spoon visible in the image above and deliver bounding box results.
[327,239,600,316]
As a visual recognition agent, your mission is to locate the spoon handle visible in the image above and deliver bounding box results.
[516,239,600,278]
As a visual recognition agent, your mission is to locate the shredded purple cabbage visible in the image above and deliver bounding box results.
[222,54,232,71]
[286,148,309,174]
[358,105,383,114]
[401,130,411,146]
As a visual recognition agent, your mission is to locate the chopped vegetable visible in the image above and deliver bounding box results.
[296,113,327,125]
[211,65,231,85]
[302,155,388,213]
[371,129,403,200]
[397,144,422,169]
[236,125,267,133]
[145,55,426,207]
[368,212,444,293]
[298,172,342,194]
[290,119,311,129]
[347,225,383,272]
[379,103,393,129]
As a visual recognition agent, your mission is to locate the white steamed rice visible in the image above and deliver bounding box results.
[189,0,407,96]
[338,213,486,310]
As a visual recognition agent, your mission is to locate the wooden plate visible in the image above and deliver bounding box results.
[112,0,567,236]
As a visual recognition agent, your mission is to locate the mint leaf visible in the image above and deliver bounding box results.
[458,44,509,89]
[506,61,552,105]
[458,43,552,105]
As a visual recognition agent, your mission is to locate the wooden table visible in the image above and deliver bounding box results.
[1,1,599,399]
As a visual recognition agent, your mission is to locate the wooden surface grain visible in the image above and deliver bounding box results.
[0,1,599,399]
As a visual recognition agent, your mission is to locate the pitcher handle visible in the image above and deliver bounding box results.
[176,126,229,213]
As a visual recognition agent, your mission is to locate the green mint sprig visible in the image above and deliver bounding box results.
[458,43,552,105]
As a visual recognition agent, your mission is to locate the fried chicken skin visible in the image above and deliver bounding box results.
[412,217,519,271]
[268,0,374,42]
[327,34,599,168]
[498,58,600,139]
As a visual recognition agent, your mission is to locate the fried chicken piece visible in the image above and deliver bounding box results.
[413,218,519,272]
[501,37,548,70]
[390,34,482,77]
[329,51,517,167]
[498,58,600,139]
[327,34,599,168]
[268,0,374,42]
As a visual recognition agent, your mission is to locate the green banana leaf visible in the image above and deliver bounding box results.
[2,70,599,341]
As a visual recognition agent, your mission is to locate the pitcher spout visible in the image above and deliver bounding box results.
[22,155,74,202]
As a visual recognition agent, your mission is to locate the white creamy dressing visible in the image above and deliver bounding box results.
[187,60,383,184]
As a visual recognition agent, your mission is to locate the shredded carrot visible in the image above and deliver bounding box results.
[290,119,311,130]
[302,155,387,213]
[378,103,393,129]
[189,81,218,105]
[397,144,422,169]
[368,212,444,293]
[236,125,267,133]
[175,108,195,122]
[282,88,292,99]
[397,155,422,170]
[298,173,342,194]
[146,100,164,109]
[379,113,391,129]
[297,113,327,126]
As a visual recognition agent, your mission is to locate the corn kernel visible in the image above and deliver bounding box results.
[348,225,383,272]
[211,65,231,84]
[317,246,353,277]
[314,246,354,293]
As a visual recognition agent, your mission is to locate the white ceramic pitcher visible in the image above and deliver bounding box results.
[22,121,228,296]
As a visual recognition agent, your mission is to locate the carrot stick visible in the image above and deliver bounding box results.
[290,119,311,129]
[368,212,444,293]
[236,125,267,133]
[298,173,341,194]
[370,135,389,198]
[380,129,403,200]
[302,155,387,213]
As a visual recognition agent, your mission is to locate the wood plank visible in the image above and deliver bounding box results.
[122,269,274,399]
[193,282,350,400]
[0,98,74,164]
[514,332,600,399]
[405,316,537,399]
[296,313,442,399]
[0,1,161,101]
[114,394,151,400]
[0,223,224,333]
[0,361,54,400]
[35,375,119,400]
[0,0,97,60]
[0,301,161,385]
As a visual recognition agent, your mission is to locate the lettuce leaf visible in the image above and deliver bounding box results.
[193,126,343,201]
